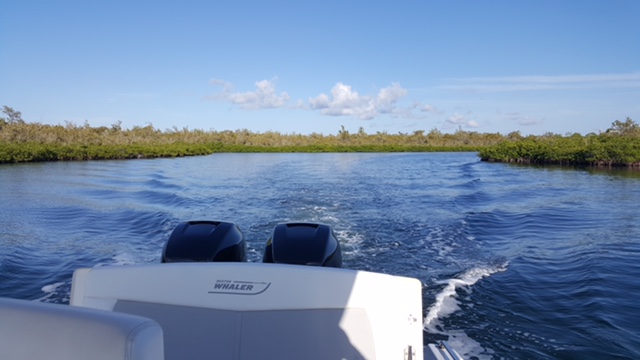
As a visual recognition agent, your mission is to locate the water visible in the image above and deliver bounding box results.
[1,152,639,359]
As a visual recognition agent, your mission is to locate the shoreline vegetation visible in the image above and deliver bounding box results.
[478,118,640,168]
[1,106,639,167]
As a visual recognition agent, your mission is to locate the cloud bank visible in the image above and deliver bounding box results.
[208,79,434,121]
[308,82,408,120]
[446,113,479,129]
[209,78,290,110]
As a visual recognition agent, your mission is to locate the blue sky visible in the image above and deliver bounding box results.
[1,0,639,135]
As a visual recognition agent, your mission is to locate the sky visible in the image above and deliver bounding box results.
[1,0,639,136]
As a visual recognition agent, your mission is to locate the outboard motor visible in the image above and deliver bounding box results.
[263,222,342,268]
[162,221,246,263]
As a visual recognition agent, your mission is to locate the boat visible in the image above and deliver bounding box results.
[0,221,462,359]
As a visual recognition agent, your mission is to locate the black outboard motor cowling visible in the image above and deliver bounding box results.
[263,222,342,268]
[162,221,246,263]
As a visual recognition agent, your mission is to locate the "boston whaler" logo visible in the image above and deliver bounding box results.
[208,279,271,295]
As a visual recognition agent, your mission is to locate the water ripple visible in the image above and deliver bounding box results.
[1,153,639,359]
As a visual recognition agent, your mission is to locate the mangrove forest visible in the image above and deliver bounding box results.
[478,117,640,167]
[1,105,639,167]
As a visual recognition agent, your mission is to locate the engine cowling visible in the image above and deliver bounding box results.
[262,222,342,268]
[162,221,246,263]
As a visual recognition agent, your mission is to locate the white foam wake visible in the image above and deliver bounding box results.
[424,263,508,329]
[36,281,68,303]
[334,228,364,257]
[423,262,508,359]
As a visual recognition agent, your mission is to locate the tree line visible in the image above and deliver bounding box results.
[1,105,638,167]
[478,118,640,167]
[0,106,493,163]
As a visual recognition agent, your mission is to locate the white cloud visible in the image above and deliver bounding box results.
[209,79,233,93]
[440,72,640,93]
[308,82,408,120]
[208,79,433,121]
[208,78,290,110]
[446,113,466,125]
[446,112,479,129]
[420,104,436,112]
[501,111,544,126]
[376,83,407,106]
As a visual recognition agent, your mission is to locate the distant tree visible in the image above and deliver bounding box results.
[338,125,350,141]
[606,117,639,137]
[507,131,522,141]
[111,120,123,132]
[1,106,24,124]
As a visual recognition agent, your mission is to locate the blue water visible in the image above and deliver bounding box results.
[1,153,639,359]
